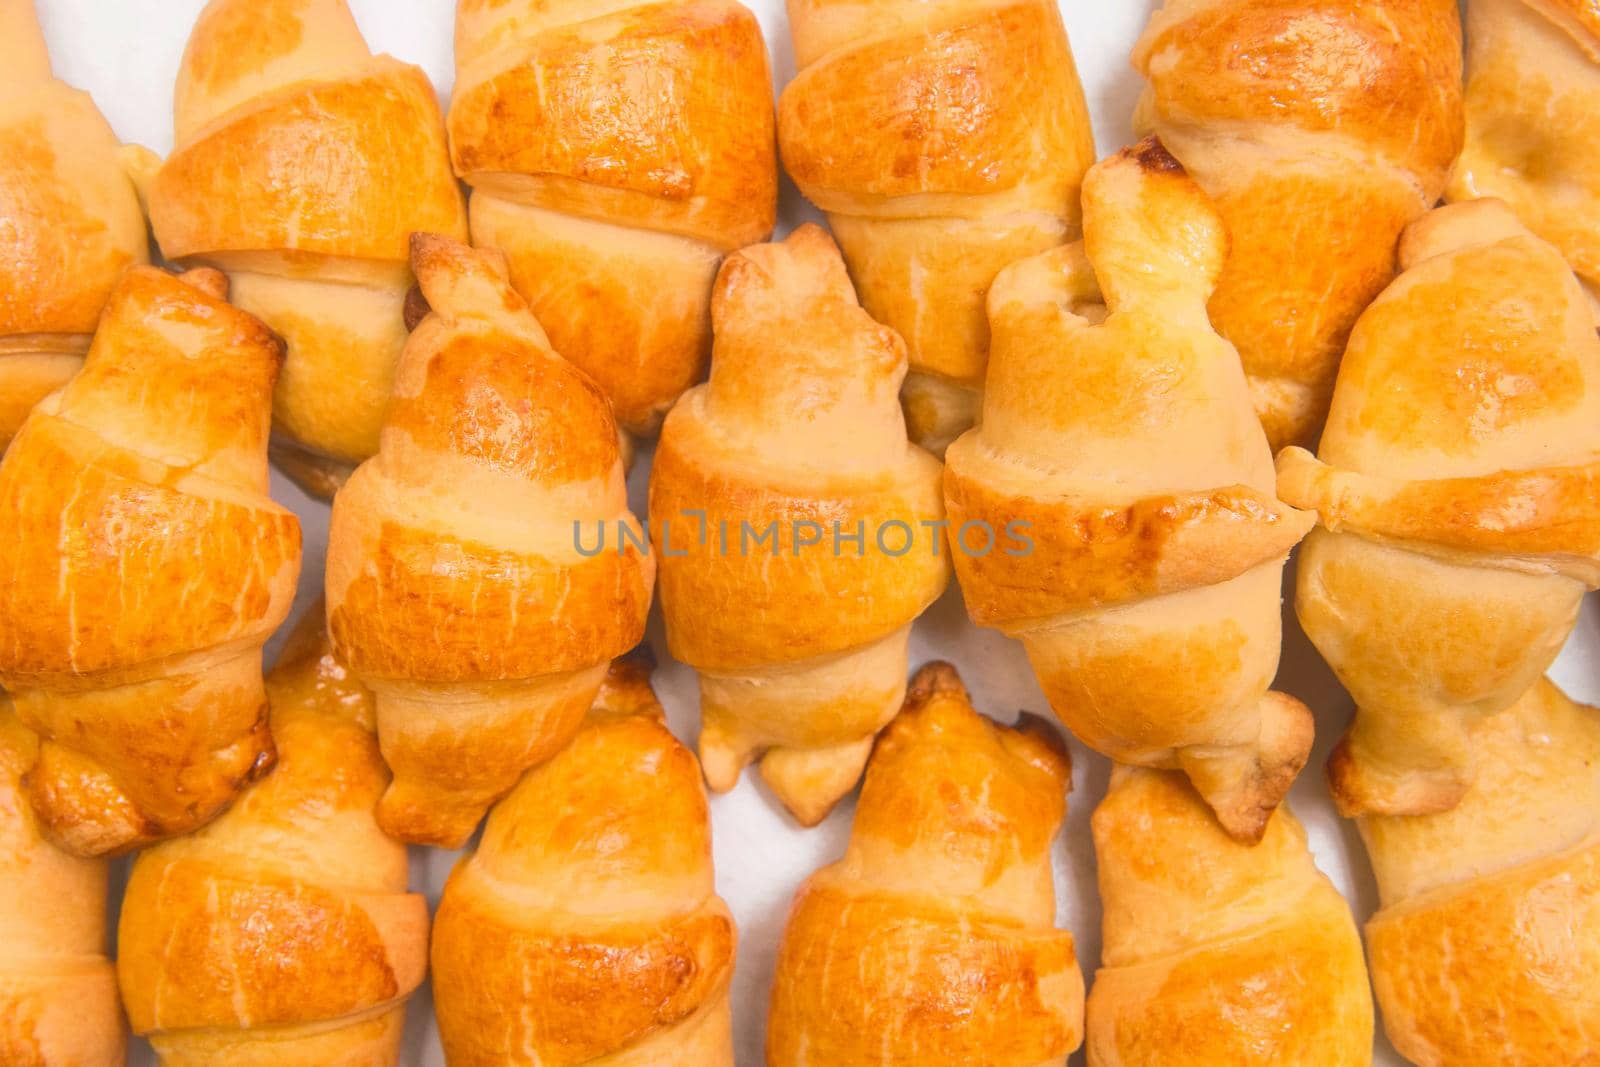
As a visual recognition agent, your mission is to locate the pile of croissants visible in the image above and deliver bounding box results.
[1,0,1597,1063]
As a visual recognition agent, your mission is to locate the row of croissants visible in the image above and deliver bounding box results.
[1,0,1598,1063]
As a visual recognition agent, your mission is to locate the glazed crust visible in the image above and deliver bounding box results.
[767,664,1082,1066]
[1281,199,1600,816]
[1133,0,1464,450]
[432,659,736,1067]
[117,610,426,1066]
[0,266,300,857]
[944,141,1313,842]
[326,233,652,847]
[778,0,1094,450]
[450,0,777,435]
[649,224,948,824]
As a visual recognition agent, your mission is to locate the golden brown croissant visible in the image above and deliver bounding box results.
[945,140,1315,843]
[432,656,735,1066]
[1278,200,1600,817]
[0,696,124,1067]
[150,0,468,496]
[449,0,777,437]
[1362,678,1600,1065]
[1450,0,1600,308]
[778,0,1095,453]
[327,233,653,848]
[0,265,301,857]
[117,608,427,1067]
[767,663,1083,1065]
[649,224,949,826]
[0,0,154,453]
[1087,765,1373,1066]
[1133,0,1465,450]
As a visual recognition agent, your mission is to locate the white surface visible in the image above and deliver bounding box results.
[34,1,1589,1064]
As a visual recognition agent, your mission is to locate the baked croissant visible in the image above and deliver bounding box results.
[1278,200,1600,817]
[767,663,1083,1066]
[1450,0,1600,308]
[449,0,777,437]
[0,696,124,1067]
[118,608,428,1067]
[150,0,468,497]
[1362,677,1600,1065]
[945,140,1315,843]
[649,223,949,826]
[0,265,301,857]
[327,232,653,848]
[432,656,736,1067]
[778,0,1095,453]
[1133,0,1465,450]
[0,0,154,453]
[1087,766,1373,1066]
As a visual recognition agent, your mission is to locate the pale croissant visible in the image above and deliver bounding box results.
[649,223,948,826]
[0,697,124,1066]
[767,663,1083,1065]
[1087,766,1373,1066]
[450,0,777,437]
[1133,0,1465,450]
[778,0,1095,453]
[0,0,154,453]
[118,608,427,1067]
[150,0,467,497]
[0,266,301,857]
[1450,0,1600,310]
[327,233,653,848]
[1362,678,1600,1064]
[1279,200,1600,817]
[432,657,736,1067]
[945,140,1315,843]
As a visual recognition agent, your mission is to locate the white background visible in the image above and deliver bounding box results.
[29,1,1588,1064]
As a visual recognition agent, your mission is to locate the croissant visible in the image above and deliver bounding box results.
[945,140,1315,843]
[0,0,154,453]
[778,0,1095,453]
[0,696,124,1066]
[150,0,468,497]
[0,265,300,857]
[449,0,777,437]
[1278,200,1600,817]
[1087,765,1373,1066]
[118,608,427,1067]
[649,223,949,826]
[432,656,736,1066]
[767,663,1083,1065]
[1450,0,1600,309]
[1132,0,1465,450]
[1361,678,1600,1064]
[326,233,653,848]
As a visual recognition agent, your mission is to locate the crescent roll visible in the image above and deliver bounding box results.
[0,697,124,1067]
[326,233,654,848]
[649,223,949,826]
[945,140,1315,843]
[1362,678,1600,1065]
[767,663,1083,1066]
[1278,200,1600,817]
[118,609,427,1067]
[151,0,468,497]
[450,0,777,437]
[1450,0,1600,308]
[0,265,301,857]
[1133,0,1465,450]
[1087,766,1373,1066]
[0,0,154,453]
[432,657,736,1067]
[778,0,1095,453]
